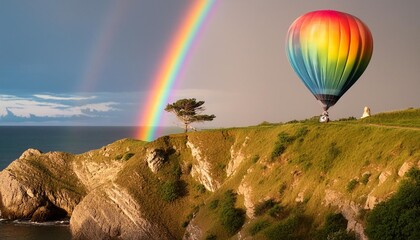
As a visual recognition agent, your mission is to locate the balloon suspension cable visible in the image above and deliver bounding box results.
[320,110,329,123]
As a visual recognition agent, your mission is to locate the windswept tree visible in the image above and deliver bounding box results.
[165,98,215,133]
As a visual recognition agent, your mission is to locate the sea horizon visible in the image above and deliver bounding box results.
[0,125,184,171]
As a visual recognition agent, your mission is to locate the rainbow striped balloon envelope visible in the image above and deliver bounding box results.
[286,10,373,112]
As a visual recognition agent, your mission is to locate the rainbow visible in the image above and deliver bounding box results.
[136,0,216,141]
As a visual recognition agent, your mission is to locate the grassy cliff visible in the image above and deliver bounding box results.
[106,108,419,239]
[4,108,418,239]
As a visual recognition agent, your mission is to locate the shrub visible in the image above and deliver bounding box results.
[360,172,371,185]
[159,180,183,202]
[219,190,246,234]
[209,199,219,210]
[320,142,340,172]
[327,230,356,240]
[286,119,299,124]
[221,207,246,234]
[181,221,189,228]
[316,213,355,240]
[205,234,217,240]
[267,204,284,218]
[337,116,357,121]
[254,199,276,216]
[249,220,270,236]
[196,184,206,194]
[271,132,295,160]
[295,127,309,139]
[172,164,182,179]
[217,163,226,171]
[323,213,348,235]
[279,182,287,196]
[123,152,135,160]
[278,132,295,144]
[252,154,260,163]
[259,121,274,126]
[346,179,359,192]
[293,153,312,171]
[263,214,301,240]
[271,144,286,160]
[365,168,420,240]
[185,163,193,174]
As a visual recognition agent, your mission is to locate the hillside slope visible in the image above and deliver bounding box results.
[0,108,419,239]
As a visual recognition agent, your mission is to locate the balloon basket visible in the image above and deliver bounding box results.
[319,111,329,123]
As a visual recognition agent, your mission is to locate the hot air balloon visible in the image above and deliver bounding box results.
[286,10,373,122]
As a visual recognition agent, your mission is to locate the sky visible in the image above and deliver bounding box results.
[1,0,419,128]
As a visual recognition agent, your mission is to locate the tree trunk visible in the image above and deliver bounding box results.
[184,123,188,133]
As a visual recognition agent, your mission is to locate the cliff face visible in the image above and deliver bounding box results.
[0,109,419,239]
[0,149,84,221]
[70,183,174,240]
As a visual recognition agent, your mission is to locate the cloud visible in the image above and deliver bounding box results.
[33,94,96,101]
[76,102,118,113]
[0,94,118,119]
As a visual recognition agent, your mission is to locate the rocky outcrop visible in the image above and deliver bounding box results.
[227,137,249,177]
[145,149,166,173]
[183,219,202,240]
[238,178,254,218]
[71,183,174,240]
[378,170,391,184]
[323,189,367,240]
[398,162,414,177]
[73,154,124,191]
[31,201,68,222]
[186,141,220,192]
[19,148,42,160]
[0,140,175,239]
[0,150,84,220]
[364,194,380,210]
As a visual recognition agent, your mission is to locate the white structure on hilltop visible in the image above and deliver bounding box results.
[361,106,371,119]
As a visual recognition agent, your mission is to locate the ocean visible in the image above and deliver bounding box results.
[0,126,182,240]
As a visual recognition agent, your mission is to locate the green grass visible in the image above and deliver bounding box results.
[13,108,419,239]
[108,108,420,239]
[359,108,420,128]
[25,154,86,196]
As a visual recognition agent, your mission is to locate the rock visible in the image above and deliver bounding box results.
[238,178,254,218]
[183,219,202,240]
[0,169,42,218]
[145,149,166,173]
[19,148,42,160]
[31,201,67,222]
[70,184,174,240]
[323,189,367,240]
[364,194,379,210]
[361,106,371,119]
[72,158,123,191]
[227,137,249,177]
[379,171,391,184]
[291,170,302,177]
[187,141,220,192]
[398,162,414,177]
[295,191,305,203]
[0,151,84,220]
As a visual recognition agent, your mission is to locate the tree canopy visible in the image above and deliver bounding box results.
[165,98,215,133]
[365,168,420,240]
